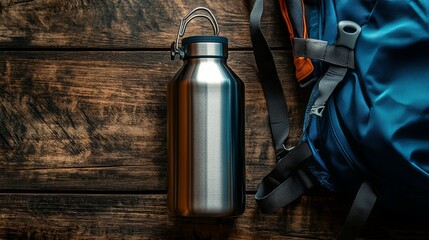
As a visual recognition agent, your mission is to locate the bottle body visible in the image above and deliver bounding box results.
[167,46,245,217]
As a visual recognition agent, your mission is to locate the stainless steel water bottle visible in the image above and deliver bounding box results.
[167,7,245,218]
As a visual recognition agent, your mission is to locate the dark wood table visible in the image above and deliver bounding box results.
[1,1,428,239]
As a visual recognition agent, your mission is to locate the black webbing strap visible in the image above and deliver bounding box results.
[250,0,313,213]
[255,142,314,213]
[284,0,306,38]
[250,0,290,152]
[338,182,378,240]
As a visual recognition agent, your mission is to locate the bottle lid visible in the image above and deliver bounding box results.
[181,36,228,59]
[182,36,228,45]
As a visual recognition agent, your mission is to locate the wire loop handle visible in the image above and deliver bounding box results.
[171,7,220,60]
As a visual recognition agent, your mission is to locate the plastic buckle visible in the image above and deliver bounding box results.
[310,105,325,117]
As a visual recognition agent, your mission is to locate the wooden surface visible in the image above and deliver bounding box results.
[0,0,428,239]
[0,0,288,49]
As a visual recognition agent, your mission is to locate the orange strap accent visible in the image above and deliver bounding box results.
[279,0,314,82]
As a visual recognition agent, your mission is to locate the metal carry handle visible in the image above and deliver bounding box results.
[171,7,220,60]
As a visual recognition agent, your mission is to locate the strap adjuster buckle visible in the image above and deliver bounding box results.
[276,143,296,161]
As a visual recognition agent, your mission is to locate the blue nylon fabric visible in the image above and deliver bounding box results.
[303,0,429,215]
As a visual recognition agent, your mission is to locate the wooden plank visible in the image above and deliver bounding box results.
[1,193,427,239]
[0,50,309,191]
[0,0,289,49]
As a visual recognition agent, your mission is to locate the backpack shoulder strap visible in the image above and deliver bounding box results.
[249,0,291,153]
[338,182,378,240]
[250,0,315,212]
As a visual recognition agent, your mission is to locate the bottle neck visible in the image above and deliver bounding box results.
[182,42,228,59]
[184,58,226,66]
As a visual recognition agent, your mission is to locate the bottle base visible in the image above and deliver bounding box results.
[167,206,245,219]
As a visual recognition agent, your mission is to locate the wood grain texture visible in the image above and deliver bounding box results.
[0,0,289,49]
[0,194,338,239]
[1,1,425,239]
[0,50,308,191]
[1,193,428,239]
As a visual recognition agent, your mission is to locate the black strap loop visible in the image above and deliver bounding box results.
[255,142,313,213]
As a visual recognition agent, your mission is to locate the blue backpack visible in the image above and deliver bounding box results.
[250,0,429,238]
